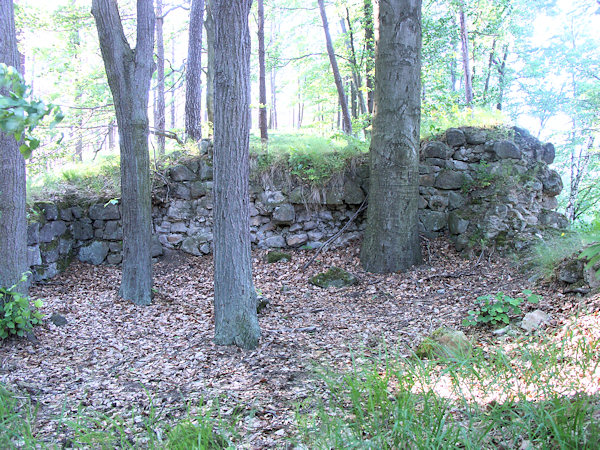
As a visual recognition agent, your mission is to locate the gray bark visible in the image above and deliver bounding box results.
[212,0,260,349]
[257,0,268,142]
[364,0,374,114]
[91,0,154,305]
[459,2,473,105]
[0,0,28,294]
[360,0,423,273]
[205,0,215,129]
[155,0,166,154]
[317,0,352,134]
[185,0,204,141]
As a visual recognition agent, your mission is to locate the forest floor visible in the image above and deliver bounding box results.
[0,238,596,448]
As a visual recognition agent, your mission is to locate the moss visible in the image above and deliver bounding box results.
[266,251,292,264]
[39,239,59,253]
[415,327,471,359]
[57,254,74,273]
[309,267,358,288]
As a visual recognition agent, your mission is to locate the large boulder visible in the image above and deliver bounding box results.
[541,170,563,196]
[493,140,521,159]
[423,141,452,159]
[169,164,196,181]
[272,203,295,224]
[435,170,465,190]
[446,128,467,148]
[88,203,120,220]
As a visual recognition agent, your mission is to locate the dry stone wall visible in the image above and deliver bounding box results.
[28,127,567,280]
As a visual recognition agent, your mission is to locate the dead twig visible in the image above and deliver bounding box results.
[302,199,367,270]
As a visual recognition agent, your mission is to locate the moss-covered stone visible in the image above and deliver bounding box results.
[266,251,292,263]
[415,327,472,359]
[309,267,358,288]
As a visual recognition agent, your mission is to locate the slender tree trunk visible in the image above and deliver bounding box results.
[212,0,260,349]
[170,37,176,129]
[269,66,277,129]
[458,2,473,105]
[341,12,366,115]
[92,0,154,305]
[360,0,423,273]
[483,38,496,103]
[155,0,166,154]
[318,0,352,134]
[204,0,215,130]
[0,0,28,295]
[257,0,268,143]
[185,0,204,141]
[495,44,508,111]
[108,119,116,150]
[364,0,374,114]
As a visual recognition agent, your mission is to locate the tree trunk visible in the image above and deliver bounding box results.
[155,0,166,154]
[108,119,116,150]
[185,0,204,141]
[212,0,260,349]
[483,38,496,103]
[317,0,352,134]
[360,0,423,273]
[341,11,366,115]
[459,2,473,105]
[269,66,277,129]
[495,44,508,111]
[257,0,268,143]
[364,0,374,114]
[170,37,176,129]
[92,0,154,305]
[204,0,215,130]
[0,0,28,295]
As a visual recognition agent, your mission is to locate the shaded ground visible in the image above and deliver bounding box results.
[0,238,584,448]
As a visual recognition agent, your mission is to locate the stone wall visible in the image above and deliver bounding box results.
[28,126,567,280]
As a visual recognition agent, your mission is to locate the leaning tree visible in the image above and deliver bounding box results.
[360,0,423,273]
[212,0,261,349]
[91,0,155,305]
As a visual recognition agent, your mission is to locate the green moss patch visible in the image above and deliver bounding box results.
[309,267,358,288]
[266,251,292,264]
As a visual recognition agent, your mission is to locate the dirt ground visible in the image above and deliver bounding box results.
[0,238,581,448]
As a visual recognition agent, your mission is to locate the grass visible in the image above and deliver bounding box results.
[526,230,600,280]
[0,384,37,448]
[251,131,368,186]
[297,313,600,449]
[421,106,507,139]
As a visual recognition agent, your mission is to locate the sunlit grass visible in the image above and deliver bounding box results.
[297,313,600,449]
[421,106,507,139]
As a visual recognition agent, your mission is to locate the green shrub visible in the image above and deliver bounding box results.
[0,273,43,339]
[463,290,540,327]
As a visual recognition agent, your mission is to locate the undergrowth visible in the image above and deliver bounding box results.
[297,313,600,449]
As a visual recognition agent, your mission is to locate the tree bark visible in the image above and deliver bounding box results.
[341,11,366,115]
[269,66,277,129]
[459,2,473,105]
[170,37,176,129]
[212,0,260,349]
[92,0,154,306]
[364,0,374,114]
[155,0,166,154]
[0,0,28,295]
[317,0,352,134]
[257,0,268,143]
[204,0,215,129]
[185,0,204,141]
[360,0,423,273]
[495,44,508,111]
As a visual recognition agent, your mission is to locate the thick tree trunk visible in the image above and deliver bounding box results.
[185,0,204,141]
[204,0,215,129]
[459,2,473,105]
[92,0,154,305]
[0,0,28,294]
[155,0,166,154]
[318,0,352,134]
[360,0,423,273]
[364,0,374,114]
[212,0,260,349]
[257,0,268,143]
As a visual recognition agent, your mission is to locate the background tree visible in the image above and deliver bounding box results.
[257,0,268,143]
[0,0,28,295]
[185,0,204,141]
[212,0,261,349]
[204,0,214,129]
[361,0,423,273]
[91,0,155,306]
[317,0,352,135]
[155,0,166,154]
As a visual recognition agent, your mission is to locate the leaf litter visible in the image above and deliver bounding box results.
[0,238,595,448]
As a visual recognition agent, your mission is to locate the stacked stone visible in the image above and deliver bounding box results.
[27,126,567,280]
